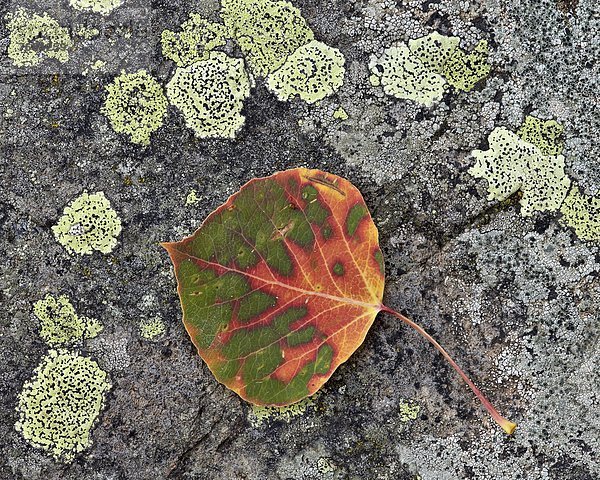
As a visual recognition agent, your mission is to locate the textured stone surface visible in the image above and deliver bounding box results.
[0,0,598,479]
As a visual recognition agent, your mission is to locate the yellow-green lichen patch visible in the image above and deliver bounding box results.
[139,317,166,341]
[220,0,314,76]
[102,69,168,145]
[517,115,564,156]
[6,8,73,67]
[186,189,200,205]
[52,191,122,255]
[69,0,123,15]
[34,294,103,346]
[333,106,348,120]
[74,25,100,40]
[161,13,227,67]
[408,31,460,74]
[560,185,600,242]
[442,40,491,92]
[470,127,571,216]
[166,51,251,139]
[398,399,420,422]
[317,457,337,474]
[15,349,111,463]
[248,393,318,427]
[369,44,446,107]
[266,40,345,104]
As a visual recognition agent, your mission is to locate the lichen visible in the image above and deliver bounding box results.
[74,25,100,39]
[34,294,103,346]
[398,399,420,423]
[139,317,166,340]
[186,189,200,205]
[470,127,571,216]
[249,393,318,427]
[6,8,73,67]
[102,70,168,145]
[517,115,564,156]
[369,44,446,107]
[161,13,227,67]
[266,40,345,104]
[560,185,600,242]
[15,349,111,462]
[52,191,122,255]
[408,31,460,74]
[69,0,123,15]
[442,40,491,92]
[220,0,314,76]
[317,457,336,474]
[166,51,251,138]
[333,106,348,121]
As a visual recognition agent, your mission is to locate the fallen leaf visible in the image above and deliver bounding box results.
[163,168,516,434]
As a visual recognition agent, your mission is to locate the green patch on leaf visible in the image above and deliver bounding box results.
[346,204,367,236]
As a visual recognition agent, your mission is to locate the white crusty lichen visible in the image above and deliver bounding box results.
[34,294,103,346]
[6,8,73,67]
[166,51,251,139]
[469,127,570,216]
[15,349,111,462]
[102,69,168,145]
[266,40,345,104]
[52,191,122,255]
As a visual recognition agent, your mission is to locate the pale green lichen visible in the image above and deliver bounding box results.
[34,294,103,346]
[249,393,318,427]
[369,44,446,107]
[470,127,570,216]
[6,8,73,67]
[161,13,227,67]
[15,349,111,462]
[221,0,314,76]
[139,317,166,340]
[333,106,348,121]
[166,51,251,138]
[408,31,460,74]
[186,189,200,205]
[317,457,337,474]
[398,399,421,423]
[52,191,122,255]
[442,40,491,92]
[266,40,345,104]
[69,0,123,15]
[102,70,168,145]
[560,185,600,242]
[517,115,564,156]
[74,25,100,40]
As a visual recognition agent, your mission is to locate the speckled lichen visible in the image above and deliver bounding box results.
[15,349,111,462]
[34,295,103,346]
[333,106,348,120]
[517,115,564,156]
[69,0,123,15]
[369,44,446,107]
[161,14,227,67]
[560,185,600,242]
[6,8,73,67]
[74,25,100,39]
[266,40,345,104]
[398,400,420,423]
[166,52,251,138]
[52,191,122,255]
[220,0,314,76]
[139,317,166,341]
[470,127,570,216]
[408,32,460,74]
[249,394,318,427]
[442,40,491,92]
[317,457,336,474]
[102,70,168,145]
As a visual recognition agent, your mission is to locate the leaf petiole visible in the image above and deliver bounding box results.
[381,305,517,435]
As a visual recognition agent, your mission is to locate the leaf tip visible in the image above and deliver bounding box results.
[500,419,517,435]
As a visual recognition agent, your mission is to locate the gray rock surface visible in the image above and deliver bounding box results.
[1,0,598,479]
